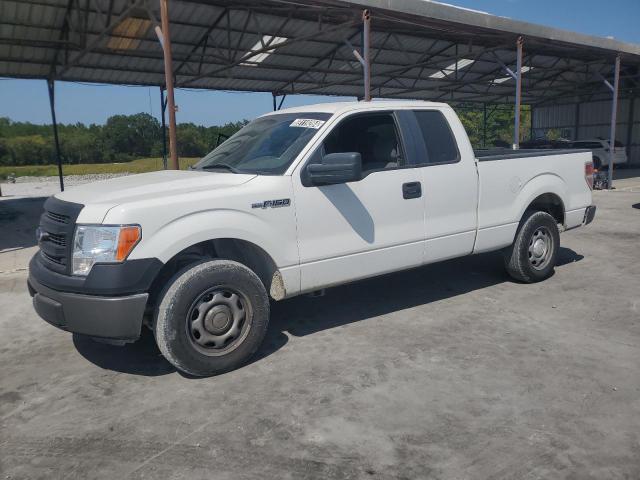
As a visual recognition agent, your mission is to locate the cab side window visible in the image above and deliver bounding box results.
[323,113,403,175]
[413,110,459,164]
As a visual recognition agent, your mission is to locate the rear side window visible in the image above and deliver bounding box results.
[413,110,459,164]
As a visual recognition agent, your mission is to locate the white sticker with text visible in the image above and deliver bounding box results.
[290,118,325,129]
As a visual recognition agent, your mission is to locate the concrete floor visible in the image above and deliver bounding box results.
[1,176,639,479]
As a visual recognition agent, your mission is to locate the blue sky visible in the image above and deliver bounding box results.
[1,0,638,126]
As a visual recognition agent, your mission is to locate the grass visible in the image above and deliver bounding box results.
[0,157,201,180]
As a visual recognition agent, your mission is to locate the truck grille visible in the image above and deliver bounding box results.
[41,250,65,266]
[46,211,70,224]
[38,197,83,274]
[47,232,66,247]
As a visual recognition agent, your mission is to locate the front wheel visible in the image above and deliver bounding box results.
[504,211,560,283]
[154,260,270,376]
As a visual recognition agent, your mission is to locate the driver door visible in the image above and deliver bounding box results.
[292,111,426,292]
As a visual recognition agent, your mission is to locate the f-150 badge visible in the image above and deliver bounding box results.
[251,199,291,209]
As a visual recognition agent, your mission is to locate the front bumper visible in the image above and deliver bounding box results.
[584,205,596,225]
[28,269,148,342]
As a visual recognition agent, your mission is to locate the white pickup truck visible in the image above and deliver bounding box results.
[29,101,596,376]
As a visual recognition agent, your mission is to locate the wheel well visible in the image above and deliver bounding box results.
[525,193,565,225]
[148,239,280,308]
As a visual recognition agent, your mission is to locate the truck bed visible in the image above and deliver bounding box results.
[472,148,593,253]
[475,148,590,161]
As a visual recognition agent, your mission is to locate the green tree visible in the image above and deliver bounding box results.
[177,123,207,157]
[61,130,102,164]
[102,113,161,159]
[0,137,10,166]
[455,104,532,149]
[0,115,278,167]
[5,135,54,166]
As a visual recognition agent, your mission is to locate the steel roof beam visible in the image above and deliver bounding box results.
[173,8,228,75]
[55,0,147,77]
[179,19,360,87]
[48,0,76,79]
[273,28,361,94]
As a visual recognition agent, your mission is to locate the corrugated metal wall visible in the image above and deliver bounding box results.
[533,97,640,165]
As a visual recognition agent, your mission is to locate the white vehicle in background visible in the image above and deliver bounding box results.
[28,100,596,377]
[570,138,627,169]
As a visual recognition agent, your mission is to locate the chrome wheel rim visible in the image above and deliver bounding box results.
[528,226,553,270]
[186,287,251,356]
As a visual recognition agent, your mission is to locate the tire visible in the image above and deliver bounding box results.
[504,210,560,283]
[154,259,269,377]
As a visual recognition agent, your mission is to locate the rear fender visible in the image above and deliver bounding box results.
[474,174,568,253]
[514,173,568,227]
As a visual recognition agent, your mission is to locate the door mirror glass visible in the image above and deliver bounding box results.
[306,152,362,186]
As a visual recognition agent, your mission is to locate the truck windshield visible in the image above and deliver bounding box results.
[195,112,331,175]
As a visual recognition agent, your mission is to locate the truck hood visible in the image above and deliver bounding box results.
[55,170,256,222]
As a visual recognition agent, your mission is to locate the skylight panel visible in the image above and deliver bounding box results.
[340,61,361,71]
[240,35,288,66]
[107,17,151,51]
[429,58,475,79]
[492,66,532,84]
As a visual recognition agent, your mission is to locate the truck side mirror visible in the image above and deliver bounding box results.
[306,152,362,186]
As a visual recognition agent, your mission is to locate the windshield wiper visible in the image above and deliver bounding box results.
[199,163,240,173]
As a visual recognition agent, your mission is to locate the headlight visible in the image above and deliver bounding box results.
[72,225,141,276]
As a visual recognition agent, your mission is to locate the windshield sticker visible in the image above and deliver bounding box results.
[290,118,325,129]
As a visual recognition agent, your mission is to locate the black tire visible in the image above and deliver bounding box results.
[504,210,560,283]
[154,259,269,377]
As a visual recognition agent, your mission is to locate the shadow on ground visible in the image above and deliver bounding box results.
[0,197,46,251]
[613,167,640,181]
[73,329,175,376]
[72,246,583,377]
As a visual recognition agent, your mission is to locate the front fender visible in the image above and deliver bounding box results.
[128,208,298,269]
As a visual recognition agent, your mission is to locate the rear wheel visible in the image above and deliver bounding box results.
[504,211,560,283]
[154,260,269,376]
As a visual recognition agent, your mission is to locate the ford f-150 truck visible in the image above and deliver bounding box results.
[28,101,596,376]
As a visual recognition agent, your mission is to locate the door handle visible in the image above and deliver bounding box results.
[402,181,422,199]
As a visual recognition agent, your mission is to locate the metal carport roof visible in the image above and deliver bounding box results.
[1,0,639,106]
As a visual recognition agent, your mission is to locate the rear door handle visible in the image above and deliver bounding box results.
[402,181,422,199]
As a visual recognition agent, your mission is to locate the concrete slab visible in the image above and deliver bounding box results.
[612,171,640,192]
[0,196,44,273]
[0,188,639,479]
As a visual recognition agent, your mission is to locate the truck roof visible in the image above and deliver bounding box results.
[264,100,450,117]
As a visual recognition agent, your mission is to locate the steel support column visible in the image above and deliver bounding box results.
[159,0,179,170]
[574,102,580,140]
[529,105,535,141]
[160,86,168,170]
[625,94,635,165]
[362,10,371,101]
[272,93,286,111]
[482,103,487,148]
[513,36,523,149]
[608,55,620,189]
[47,79,64,192]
